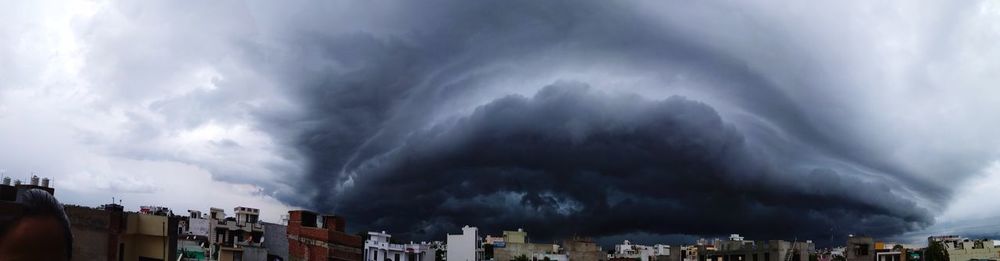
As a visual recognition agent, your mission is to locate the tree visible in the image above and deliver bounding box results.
[514,254,530,261]
[925,241,949,261]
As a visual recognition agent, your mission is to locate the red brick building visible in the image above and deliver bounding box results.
[287,210,364,261]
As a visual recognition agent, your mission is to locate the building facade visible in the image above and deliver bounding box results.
[121,211,179,261]
[287,210,364,261]
[447,226,482,261]
[562,237,606,261]
[263,222,290,260]
[930,236,1000,261]
[612,240,672,261]
[706,235,814,261]
[364,231,436,261]
[64,204,126,261]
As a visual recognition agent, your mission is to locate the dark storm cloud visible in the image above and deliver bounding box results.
[240,0,972,245]
[327,83,931,245]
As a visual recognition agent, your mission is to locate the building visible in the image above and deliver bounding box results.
[448,226,482,261]
[181,210,211,237]
[120,210,179,261]
[612,240,672,261]
[286,210,364,261]
[562,237,606,261]
[505,229,528,244]
[929,236,1000,261]
[706,234,814,261]
[263,222,290,260]
[364,231,436,261]
[64,204,127,261]
[492,229,559,261]
[846,236,874,261]
[206,206,267,261]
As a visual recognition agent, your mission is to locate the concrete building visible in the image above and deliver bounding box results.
[64,203,127,261]
[364,231,436,261]
[491,229,560,261]
[929,236,1000,261]
[562,237,606,261]
[846,236,874,261]
[448,226,482,261]
[286,210,364,261]
[706,235,814,261]
[207,206,267,261]
[263,222,290,260]
[612,240,672,261]
[505,229,528,244]
[121,211,179,261]
[181,210,211,237]
[494,241,557,261]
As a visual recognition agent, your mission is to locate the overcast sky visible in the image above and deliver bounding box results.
[2,0,1000,246]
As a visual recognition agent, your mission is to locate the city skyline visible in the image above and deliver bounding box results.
[3,0,1000,248]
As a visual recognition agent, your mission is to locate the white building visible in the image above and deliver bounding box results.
[183,210,210,237]
[614,240,670,261]
[365,231,436,261]
[447,225,481,261]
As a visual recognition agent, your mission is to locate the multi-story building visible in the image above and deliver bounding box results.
[121,210,179,261]
[447,226,482,261]
[206,206,267,261]
[286,210,364,261]
[493,229,559,261]
[929,236,999,261]
[706,234,814,261]
[612,240,672,261]
[562,237,606,261]
[364,231,436,261]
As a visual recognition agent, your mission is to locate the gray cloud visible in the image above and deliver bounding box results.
[243,0,1000,245]
[4,0,1000,247]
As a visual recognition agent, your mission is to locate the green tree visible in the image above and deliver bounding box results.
[514,254,530,261]
[925,241,949,261]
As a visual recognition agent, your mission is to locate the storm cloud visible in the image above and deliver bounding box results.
[256,1,985,245]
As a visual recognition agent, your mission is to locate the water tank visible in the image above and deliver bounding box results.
[41,178,49,187]
[30,175,39,186]
[1,177,9,185]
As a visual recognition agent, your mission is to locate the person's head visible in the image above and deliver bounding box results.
[0,189,73,261]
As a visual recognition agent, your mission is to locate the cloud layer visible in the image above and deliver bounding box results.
[3,0,1000,246]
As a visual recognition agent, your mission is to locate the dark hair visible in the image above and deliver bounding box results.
[15,189,73,260]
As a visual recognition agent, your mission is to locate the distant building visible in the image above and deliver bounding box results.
[447,226,482,261]
[504,229,528,244]
[706,234,814,261]
[929,236,999,261]
[493,229,558,261]
[364,230,436,261]
[206,206,267,261]
[846,236,874,261]
[263,222,289,261]
[562,237,606,261]
[845,236,913,261]
[286,210,364,261]
[612,240,673,261]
